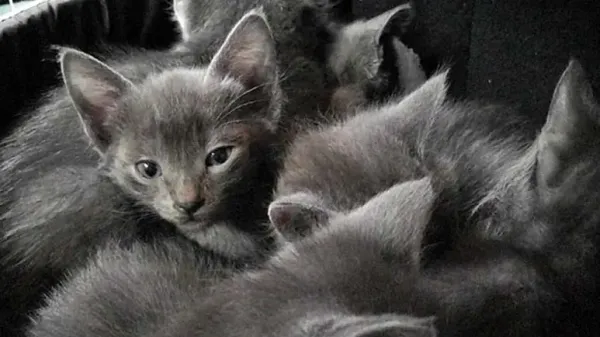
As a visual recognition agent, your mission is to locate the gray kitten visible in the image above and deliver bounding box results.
[0,10,284,336]
[327,4,426,115]
[269,64,535,241]
[28,178,438,337]
[271,59,600,335]
[27,238,241,337]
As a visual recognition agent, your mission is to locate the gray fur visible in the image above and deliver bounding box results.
[270,67,536,240]
[28,238,241,337]
[328,4,425,100]
[170,0,342,136]
[274,59,600,336]
[0,11,287,336]
[28,178,438,337]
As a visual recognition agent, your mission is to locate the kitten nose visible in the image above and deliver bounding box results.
[174,200,204,215]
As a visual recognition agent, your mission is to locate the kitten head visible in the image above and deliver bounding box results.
[327,4,425,106]
[533,59,600,267]
[271,71,448,240]
[60,9,282,231]
[269,178,437,337]
[273,177,435,268]
[479,59,600,295]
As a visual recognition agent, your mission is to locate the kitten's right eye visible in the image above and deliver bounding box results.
[135,160,162,179]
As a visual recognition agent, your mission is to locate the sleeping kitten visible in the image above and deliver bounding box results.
[0,10,284,336]
[27,237,247,337]
[269,64,535,241]
[270,59,600,335]
[28,178,439,337]
[268,178,565,337]
[327,4,426,115]
[33,173,583,337]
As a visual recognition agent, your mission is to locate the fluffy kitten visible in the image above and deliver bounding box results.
[269,64,535,241]
[0,10,284,336]
[271,59,600,335]
[27,237,247,337]
[327,4,426,114]
[28,178,439,337]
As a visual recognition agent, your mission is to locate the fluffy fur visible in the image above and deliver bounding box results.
[271,59,600,335]
[0,10,287,336]
[269,66,535,242]
[170,0,344,135]
[28,178,439,337]
[327,3,426,115]
[27,237,249,337]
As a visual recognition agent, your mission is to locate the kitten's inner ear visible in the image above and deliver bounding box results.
[268,192,335,238]
[536,59,600,192]
[60,48,134,154]
[208,8,277,90]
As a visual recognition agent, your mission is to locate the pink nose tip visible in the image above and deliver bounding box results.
[174,185,203,214]
[174,200,204,214]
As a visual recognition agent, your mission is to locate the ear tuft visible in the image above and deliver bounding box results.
[60,47,134,154]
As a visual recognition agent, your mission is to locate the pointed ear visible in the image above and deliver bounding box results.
[536,59,600,191]
[268,192,337,239]
[329,4,415,84]
[370,4,415,41]
[392,38,427,93]
[340,177,436,267]
[60,47,134,154]
[208,8,277,90]
[326,314,437,337]
[392,68,448,119]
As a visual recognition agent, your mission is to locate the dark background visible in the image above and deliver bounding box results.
[0,0,599,132]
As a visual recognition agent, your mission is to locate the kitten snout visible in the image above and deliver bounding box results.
[172,184,205,216]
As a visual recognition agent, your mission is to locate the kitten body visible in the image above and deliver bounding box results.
[27,238,247,337]
[28,178,439,337]
[270,68,534,239]
[0,10,285,336]
[272,60,600,335]
[31,176,577,337]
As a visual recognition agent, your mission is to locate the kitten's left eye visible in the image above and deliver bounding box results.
[205,146,234,167]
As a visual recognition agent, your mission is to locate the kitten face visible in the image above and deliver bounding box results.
[106,69,276,226]
[60,9,281,231]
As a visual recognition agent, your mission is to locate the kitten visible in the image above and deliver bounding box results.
[27,237,246,337]
[327,4,426,115]
[271,59,600,335]
[0,10,284,336]
[28,178,439,337]
[269,65,535,242]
